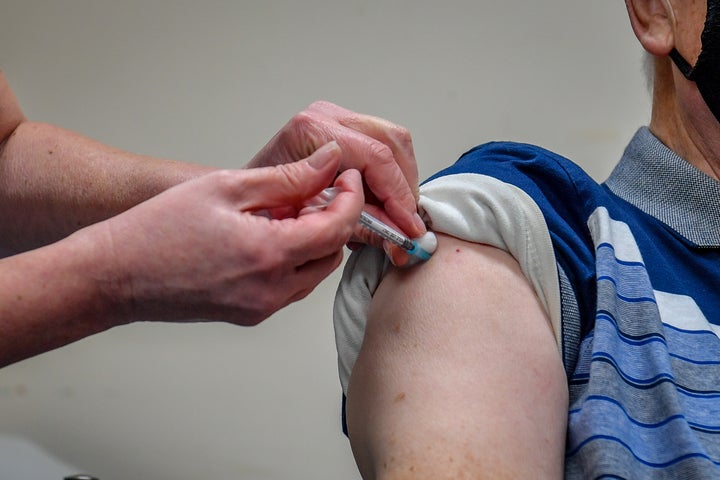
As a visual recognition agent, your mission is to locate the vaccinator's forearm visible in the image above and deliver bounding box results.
[0,120,214,253]
[0,229,122,367]
[0,71,214,253]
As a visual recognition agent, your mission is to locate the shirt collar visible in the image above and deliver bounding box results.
[604,126,720,247]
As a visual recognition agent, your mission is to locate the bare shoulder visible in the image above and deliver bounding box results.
[346,233,568,479]
[0,70,25,145]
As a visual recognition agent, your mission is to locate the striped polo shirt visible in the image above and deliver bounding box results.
[334,126,720,478]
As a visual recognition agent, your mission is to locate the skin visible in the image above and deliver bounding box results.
[347,235,568,479]
[247,101,427,265]
[344,1,717,478]
[0,71,424,367]
[627,0,720,179]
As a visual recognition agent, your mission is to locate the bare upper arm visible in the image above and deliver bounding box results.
[345,233,568,479]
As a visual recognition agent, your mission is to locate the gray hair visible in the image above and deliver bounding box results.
[642,50,654,95]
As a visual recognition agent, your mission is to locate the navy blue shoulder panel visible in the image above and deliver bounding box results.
[426,141,604,333]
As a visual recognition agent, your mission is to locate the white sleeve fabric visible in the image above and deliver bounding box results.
[333,172,562,394]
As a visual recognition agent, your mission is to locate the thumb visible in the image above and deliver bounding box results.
[236,141,342,211]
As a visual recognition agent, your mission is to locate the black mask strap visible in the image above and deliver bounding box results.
[667,0,720,123]
[668,0,720,80]
[669,48,696,80]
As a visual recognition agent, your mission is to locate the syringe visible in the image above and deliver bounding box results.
[305,188,435,262]
[358,211,433,261]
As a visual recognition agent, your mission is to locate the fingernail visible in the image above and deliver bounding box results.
[413,213,427,234]
[308,141,341,169]
[386,244,410,268]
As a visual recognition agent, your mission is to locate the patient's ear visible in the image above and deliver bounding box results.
[625,0,675,56]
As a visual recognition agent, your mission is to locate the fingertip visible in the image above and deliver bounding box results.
[380,200,426,240]
[307,141,342,171]
[412,212,428,236]
[334,167,362,190]
[385,244,412,268]
[331,170,365,218]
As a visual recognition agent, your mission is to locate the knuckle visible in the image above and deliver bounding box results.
[289,109,316,130]
[256,288,282,312]
[211,169,243,193]
[391,124,413,149]
[367,141,395,166]
[286,286,313,307]
[286,110,325,156]
[308,100,336,112]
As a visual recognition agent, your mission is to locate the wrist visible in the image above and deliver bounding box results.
[58,222,136,329]
[0,228,127,367]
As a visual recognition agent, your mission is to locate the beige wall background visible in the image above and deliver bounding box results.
[0,1,650,479]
